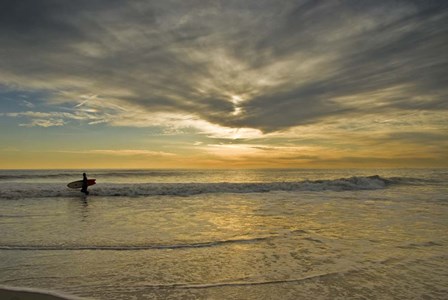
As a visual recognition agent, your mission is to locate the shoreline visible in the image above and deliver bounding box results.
[0,286,86,300]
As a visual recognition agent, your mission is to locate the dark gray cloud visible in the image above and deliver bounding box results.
[0,0,447,132]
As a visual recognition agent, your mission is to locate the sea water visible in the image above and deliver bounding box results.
[0,169,447,299]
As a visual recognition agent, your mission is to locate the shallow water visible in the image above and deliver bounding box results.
[0,169,447,299]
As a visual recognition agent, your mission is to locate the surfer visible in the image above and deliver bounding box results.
[81,173,89,195]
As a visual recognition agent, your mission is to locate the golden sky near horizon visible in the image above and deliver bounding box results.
[0,1,447,169]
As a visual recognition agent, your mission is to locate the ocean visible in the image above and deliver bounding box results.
[0,169,447,299]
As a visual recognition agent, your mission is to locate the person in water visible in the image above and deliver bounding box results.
[81,173,89,195]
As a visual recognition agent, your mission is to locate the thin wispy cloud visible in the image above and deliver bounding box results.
[59,149,176,157]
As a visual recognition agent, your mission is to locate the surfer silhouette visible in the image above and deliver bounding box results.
[81,173,89,195]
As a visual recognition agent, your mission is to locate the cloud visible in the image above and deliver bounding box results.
[2,110,107,127]
[21,100,35,108]
[19,118,64,127]
[86,149,176,157]
[60,149,176,157]
[202,144,323,163]
[0,0,447,134]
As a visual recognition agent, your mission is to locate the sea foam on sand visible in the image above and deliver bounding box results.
[0,286,85,300]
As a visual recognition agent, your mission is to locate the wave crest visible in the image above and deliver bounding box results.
[0,175,395,199]
[0,237,272,251]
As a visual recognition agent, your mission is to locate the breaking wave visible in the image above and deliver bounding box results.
[0,175,407,199]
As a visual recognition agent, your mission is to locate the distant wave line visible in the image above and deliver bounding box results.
[0,171,190,180]
[0,237,274,251]
[140,270,355,289]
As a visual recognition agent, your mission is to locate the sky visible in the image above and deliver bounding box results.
[0,0,447,169]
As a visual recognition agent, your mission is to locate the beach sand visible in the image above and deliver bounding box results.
[0,286,84,300]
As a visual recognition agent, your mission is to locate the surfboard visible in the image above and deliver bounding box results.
[67,179,96,189]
